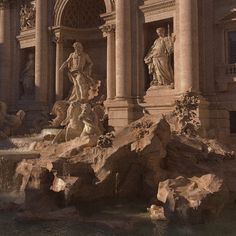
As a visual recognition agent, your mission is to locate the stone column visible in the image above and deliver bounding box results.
[55,33,64,100]
[35,0,48,103]
[115,0,131,99]
[178,0,199,92]
[0,1,11,103]
[101,24,116,100]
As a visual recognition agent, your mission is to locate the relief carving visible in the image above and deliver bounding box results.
[20,1,36,31]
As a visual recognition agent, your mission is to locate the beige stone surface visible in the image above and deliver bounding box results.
[0,0,235,136]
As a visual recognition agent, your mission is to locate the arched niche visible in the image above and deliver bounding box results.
[52,0,108,100]
[54,0,113,27]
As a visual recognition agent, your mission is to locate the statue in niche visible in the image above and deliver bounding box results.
[144,27,175,87]
[51,42,104,148]
[59,41,101,103]
[20,2,36,31]
[20,53,35,98]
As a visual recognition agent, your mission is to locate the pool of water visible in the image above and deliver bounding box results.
[0,203,236,236]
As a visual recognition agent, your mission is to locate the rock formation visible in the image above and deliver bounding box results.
[157,174,229,224]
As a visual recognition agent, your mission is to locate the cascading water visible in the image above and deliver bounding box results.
[0,137,40,206]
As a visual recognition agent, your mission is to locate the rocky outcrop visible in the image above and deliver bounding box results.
[11,114,236,224]
[157,174,229,224]
[17,115,171,208]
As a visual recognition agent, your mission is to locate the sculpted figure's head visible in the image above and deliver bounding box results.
[73,42,83,53]
[156,27,165,37]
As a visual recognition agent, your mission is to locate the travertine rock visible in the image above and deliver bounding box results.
[12,115,236,224]
[147,205,167,221]
[17,115,171,205]
[157,174,229,223]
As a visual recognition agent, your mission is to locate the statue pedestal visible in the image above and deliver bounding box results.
[143,85,177,108]
[142,85,180,120]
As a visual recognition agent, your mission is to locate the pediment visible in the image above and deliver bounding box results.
[219,9,236,23]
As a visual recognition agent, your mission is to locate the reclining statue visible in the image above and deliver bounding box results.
[0,101,25,138]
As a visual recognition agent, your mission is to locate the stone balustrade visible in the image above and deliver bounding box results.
[226,64,236,75]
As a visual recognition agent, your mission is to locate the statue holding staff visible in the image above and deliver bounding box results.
[145,27,175,87]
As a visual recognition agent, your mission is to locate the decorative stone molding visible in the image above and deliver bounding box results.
[139,0,176,23]
[217,9,236,25]
[110,0,115,11]
[20,1,36,31]
[54,0,111,26]
[53,34,65,44]
[100,24,115,37]
[140,0,175,14]
[16,29,36,48]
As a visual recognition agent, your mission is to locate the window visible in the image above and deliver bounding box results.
[230,111,236,134]
[228,31,236,64]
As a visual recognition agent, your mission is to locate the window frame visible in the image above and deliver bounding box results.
[224,27,236,65]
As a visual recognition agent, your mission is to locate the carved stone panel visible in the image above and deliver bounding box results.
[19,0,36,31]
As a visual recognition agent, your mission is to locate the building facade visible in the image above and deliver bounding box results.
[0,0,236,138]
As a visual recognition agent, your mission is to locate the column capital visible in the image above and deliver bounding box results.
[53,33,65,44]
[0,0,10,9]
[100,24,115,37]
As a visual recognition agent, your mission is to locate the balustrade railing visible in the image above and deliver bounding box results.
[226,64,236,75]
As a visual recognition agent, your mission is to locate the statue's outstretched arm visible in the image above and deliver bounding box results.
[59,54,72,71]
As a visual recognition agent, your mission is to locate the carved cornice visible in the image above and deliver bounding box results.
[217,9,236,25]
[100,24,115,37]
[140,0,175,14]
[16,29,36,48]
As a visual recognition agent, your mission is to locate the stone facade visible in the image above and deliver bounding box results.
[0,0,236,138]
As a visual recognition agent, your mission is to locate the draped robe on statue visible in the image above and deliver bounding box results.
[145,36,174,86]
[66,52,100,103]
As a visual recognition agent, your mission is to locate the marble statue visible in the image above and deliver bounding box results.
[50,100,70,127]
[50,42,104,146]
[0,101,25,138]
[62,102,84,142]
[20,53,35,98]
[59,41,100,103]
[79,103,102,138]
[20,2,36,31]
[144,27,175,87]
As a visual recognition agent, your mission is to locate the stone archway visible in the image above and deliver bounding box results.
[53,0,108,100]
[54,0,112,27]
